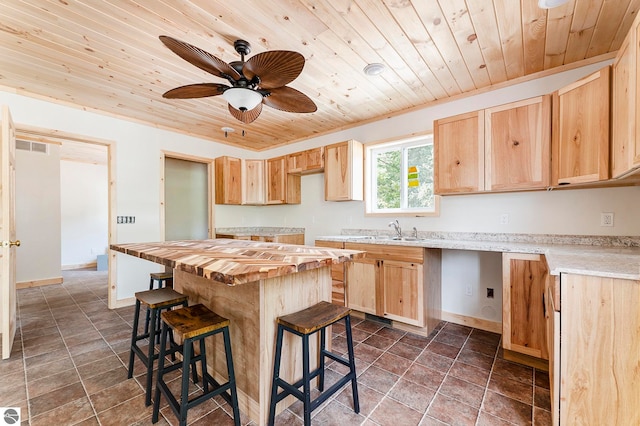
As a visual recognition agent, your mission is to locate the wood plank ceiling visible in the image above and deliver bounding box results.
[0,0,636,151]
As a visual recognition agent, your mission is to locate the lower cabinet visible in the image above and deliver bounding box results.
[502,253,549,364]
[216,233,304,245]
[344,243,441,330]
[314,240,347,306]
[547,273,640,425]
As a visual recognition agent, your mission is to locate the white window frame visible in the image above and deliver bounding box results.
[364,134,439,217]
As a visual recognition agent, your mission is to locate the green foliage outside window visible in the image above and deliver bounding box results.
[372,138,434,212]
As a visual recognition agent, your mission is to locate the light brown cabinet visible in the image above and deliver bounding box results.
[217,233,304,245]
[434,96,551,194]
[241,159,265,205]
[552,67,610,185]
[215,156,243,205]
[344,242,441,330]
[434,110,484,194]
[314,240,347,306]
[612,19,640,179]
[502,253,549,364]
[324,140,364,201]
[266,156,300,205]
[485,97,551,191]
[287,147,324,174]
[547,273,640,425]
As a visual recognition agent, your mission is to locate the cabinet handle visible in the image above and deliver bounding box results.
[542,292,546,317]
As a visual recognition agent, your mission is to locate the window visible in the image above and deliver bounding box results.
[365,135,438,215]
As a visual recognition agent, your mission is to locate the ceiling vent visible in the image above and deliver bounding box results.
[16,140,48,154]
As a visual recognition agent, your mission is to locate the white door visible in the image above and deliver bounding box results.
[1,105,18,359]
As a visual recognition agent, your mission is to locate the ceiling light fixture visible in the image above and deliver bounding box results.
[538,0,569,8]
[222,87,263,111]
[221,126,235,138]
[363,63,386,76]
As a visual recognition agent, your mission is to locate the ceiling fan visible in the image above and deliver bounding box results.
[159,35,317,124]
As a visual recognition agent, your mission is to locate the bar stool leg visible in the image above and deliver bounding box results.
[199,339,208,393]
[345,315,359,413]
[179,338,193,426]
[223,327,241,426]
[302,334,312,426]
[144,306,159,406]
[127,299,142,379]
[152,322,169,424]
[318,327,326,392]
[268,324,285,426]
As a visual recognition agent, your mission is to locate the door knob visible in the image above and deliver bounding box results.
[1,240,20,247]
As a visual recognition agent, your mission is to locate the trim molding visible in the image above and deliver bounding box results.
[441,311,502,334]
[62,262,97,271]
[17,277,63,289]
[112,296,135,309]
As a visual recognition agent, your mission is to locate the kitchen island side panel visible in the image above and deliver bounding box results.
[173,266,331,426]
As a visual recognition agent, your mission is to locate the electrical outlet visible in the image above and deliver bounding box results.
[465,284,472,296]
[487,288,494,298]
[499,213,509,225]
[600,212,614,227]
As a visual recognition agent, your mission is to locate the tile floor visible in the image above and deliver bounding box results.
[0,269,552,425]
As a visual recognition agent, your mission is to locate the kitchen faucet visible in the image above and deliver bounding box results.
[388,220,402,239]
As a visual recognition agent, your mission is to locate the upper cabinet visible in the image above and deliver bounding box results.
[552,67,611,185]
[215,156,300,205]
[486,97,551,191]
[215,156,243,205]
[287,146,324,175]
[612,19,640,178]
[265,156,301,205]
[324,140,364,201]
[434,110,484,194]
[434,96,551,195]
[241,159,265,205]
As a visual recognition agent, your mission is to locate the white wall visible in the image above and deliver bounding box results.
[4,59,640,322]
[60,160,109,267]
[15,145,61,283]
[1,91,253,300]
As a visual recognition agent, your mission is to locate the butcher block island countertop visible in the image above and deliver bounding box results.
[110,238,363,285]
[110,239,363,426]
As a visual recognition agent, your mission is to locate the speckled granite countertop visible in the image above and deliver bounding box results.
[215,227,304,237]
[315,231,640,280]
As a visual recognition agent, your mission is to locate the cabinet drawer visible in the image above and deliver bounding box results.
[344,243,424,263]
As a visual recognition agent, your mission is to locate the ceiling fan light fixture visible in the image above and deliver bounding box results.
[223,87,263,111]
[538,0,569,8]
[364,63,386,76]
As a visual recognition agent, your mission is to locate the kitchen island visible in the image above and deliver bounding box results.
[110,239,363,426]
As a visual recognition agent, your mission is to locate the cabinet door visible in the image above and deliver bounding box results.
[242,159,265,205]
[266,156,287,204]
[560,274,640,425]
[485,96,551,191]
[304,146,324,172]
[434,110,485,194]
[324,140,363,201]
[612,29,638,178]
[552,67,610,185]
[502,253,549,360]
[214,156,242,205]
[381,260,424,327]
[345,257,377,315]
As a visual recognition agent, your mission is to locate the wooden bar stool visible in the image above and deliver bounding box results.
[152,304,241,426]
[145,271,174,337]
[128,287,191,406]
[268,301,359,426]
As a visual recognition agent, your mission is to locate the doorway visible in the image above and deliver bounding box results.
[161,152,214,241]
